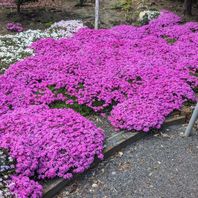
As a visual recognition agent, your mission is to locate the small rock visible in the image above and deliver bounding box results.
[179,132,185,137]
[92,183,98,188]
[112,171,116,175]
[64,191,70,196]
[149,172,153,176]
[160,133,171,138]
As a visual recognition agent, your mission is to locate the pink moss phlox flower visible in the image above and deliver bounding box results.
[0,10,198,197]
[9,175,43,198]
[0,105,104,197]
[6,22,23,32]
[0,11,197,129]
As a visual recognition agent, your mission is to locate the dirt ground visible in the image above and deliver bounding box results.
[0,0,198,35]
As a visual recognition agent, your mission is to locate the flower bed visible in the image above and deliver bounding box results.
[1,11,197,128]
[0,20,84,72]
[0,10,198,197]
[0,105,104,197]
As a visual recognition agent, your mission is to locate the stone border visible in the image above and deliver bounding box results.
[43,115,186,198]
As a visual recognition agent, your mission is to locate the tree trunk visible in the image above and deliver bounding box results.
[16,0,22,14]
[184,0,193,15]
[17,3,21,14]
[79,0,85,6]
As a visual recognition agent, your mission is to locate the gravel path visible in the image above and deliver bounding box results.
[57,124,198,198]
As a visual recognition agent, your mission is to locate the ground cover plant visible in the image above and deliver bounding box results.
[0,105,104,197]
[6,22,23,32]
[0,20,84,73]
[0,10,198,197]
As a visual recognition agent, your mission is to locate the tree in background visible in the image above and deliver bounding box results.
[183,0,198,15]
[184,0,193,15]
[79,0,85,6]
[15,0,37,14]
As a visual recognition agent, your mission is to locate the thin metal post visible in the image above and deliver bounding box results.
[95,0,100,29]
[185,103,198,137]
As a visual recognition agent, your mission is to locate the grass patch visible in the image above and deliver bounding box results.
[49,100,94,116]
[48,85,118,116]
[162,35,177,44]
[48,85,94,116]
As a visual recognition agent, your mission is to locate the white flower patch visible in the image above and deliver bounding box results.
[48,20,84,38]
[138,10,160,25]
[0,20,84,72]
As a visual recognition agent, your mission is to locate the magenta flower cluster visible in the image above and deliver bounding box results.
[9,175,43,198]
[6,22,23,32]
[1,11,197,125]
[0,105,104,197]
[0,10,198,197]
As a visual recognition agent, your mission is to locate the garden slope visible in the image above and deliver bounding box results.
[0,10,198,197]
[1,11,198,131]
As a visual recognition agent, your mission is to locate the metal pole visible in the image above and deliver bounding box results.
[95,0,99,29]
[185,103,198,137]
